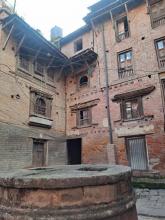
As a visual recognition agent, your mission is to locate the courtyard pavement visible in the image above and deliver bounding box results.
[136,189,165,220]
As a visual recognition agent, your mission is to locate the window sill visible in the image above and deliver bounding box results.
[114,115,154,123]
[72,123,98,129]
[29,115,53,128]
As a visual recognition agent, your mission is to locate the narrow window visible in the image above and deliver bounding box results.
[74,39,83,52]
[77,108,91,127]
[32,139,46,167]
[34,61,44,76]
[122,97,143,120]
[162,80,165,102]
[116,16,129,41]
[126,136,148,170]
[118,50,133,78]
[35,97,46,116]
[79,75,88,87]
[155,38,165,68]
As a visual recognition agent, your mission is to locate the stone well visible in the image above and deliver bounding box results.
[0,165,138,220]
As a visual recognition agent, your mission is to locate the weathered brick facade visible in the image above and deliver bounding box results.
[61,0,165,172]
[0,0,165,173]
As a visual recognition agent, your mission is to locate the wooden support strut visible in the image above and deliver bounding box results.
[33,48,41,63]
[2,24,15,50]
[15,34,25,56]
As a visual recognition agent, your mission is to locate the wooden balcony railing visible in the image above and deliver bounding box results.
[152,15,165,28]
[118,68,134,79]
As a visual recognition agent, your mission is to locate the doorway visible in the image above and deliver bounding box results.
[32,139,46,167]
[67,138,82,165]
[126,136,148,170]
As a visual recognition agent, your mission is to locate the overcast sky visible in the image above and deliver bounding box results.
[7,0,99,39]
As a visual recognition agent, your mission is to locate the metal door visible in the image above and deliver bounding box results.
[126,136,148,170]
[33,140,45,167]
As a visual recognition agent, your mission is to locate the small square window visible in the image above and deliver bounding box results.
[74,39,83,52]
[122,97,143,120]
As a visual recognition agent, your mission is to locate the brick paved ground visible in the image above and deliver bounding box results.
[136,189,165,219]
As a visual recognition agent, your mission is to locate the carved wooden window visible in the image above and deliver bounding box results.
[149,0,165,28]
[19,54,30,71]
[77,108,91,127]
[116,16,129,41]
[79,75,88,87]
[74,39,83,52]
[118,50,133,78]
[155,38,165,68]
[121,97,143,120]
[30,90,52,118]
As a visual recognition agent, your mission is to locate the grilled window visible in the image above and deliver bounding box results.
[35,98,46,116]
[118,50,133,78]
[19,55,30,71]
[116,16,129,41]
[79,75,88,87]
[155,38,165,68]
[121,97,143,120]
[77,108,91,126]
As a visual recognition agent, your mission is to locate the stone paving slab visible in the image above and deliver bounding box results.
[136,189,165,218]
[138,216,165,220]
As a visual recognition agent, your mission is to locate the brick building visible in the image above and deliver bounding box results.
[0,4,68,170]
[61,0,165,172]
[0,0,165,173]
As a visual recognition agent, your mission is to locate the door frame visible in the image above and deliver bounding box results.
[125,135,149,171]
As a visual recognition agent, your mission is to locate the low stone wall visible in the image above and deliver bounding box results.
[0,165,138,220]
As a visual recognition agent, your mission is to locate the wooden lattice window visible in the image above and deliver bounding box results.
[121,97,143,120]
[34,61,44,76]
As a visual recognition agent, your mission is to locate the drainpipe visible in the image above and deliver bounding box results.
[101,23,113,145]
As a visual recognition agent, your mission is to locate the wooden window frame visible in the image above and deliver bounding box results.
[121,97,143,121]
[74,38,83,53]
[34,60,45,76]
[77,108,92,127]
[115,15,130,42]
[155,37,165,68]
[30,89,53,119]
[117,49,134,79]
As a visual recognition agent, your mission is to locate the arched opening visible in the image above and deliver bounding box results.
[79,75,88,87]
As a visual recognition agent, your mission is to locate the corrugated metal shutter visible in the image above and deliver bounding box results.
[126,136,148,170]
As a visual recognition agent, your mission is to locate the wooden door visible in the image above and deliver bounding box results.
[32,140,45,167]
